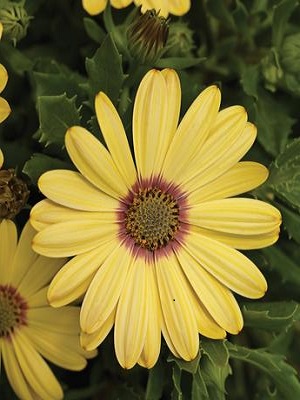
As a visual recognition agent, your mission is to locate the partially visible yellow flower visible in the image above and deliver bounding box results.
[31,69,281,369]
[0,23,11,124]
[0,219,96,400]
[82,0,190,17]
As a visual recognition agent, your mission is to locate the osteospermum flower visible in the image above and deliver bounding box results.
[82,0,190,17]
[0,218,95,399]
[0,24,11,124]
[30,69,281,369]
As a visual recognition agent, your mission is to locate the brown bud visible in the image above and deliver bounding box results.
[0,169,29,219]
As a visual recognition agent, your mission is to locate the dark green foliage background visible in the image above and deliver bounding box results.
[0,0,299,399]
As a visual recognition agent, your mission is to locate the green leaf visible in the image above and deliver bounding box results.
[154,57,206,70]
[201,340,229,368]
[200,357,231,400]
[23,153,72,184]
[275,201,300,243]
[145,361,165,400]
[36,94,81,148]
[192,368,209,400]
[171,364,182,400]
[241,66,295,155]
[207,0,236,30]
[32,61,87,99]
[243,301,300,331]
[227,342,300,400]
[168,352,201,374]
[260,246,300,286]
[83,17,106,44]
[272,0,299,48]
[268,139,300,209]
[85,34,126,105]
[0,41,33,75]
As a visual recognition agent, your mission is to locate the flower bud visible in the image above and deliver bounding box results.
[165,21,194,57]
[127,9,169,65]
[0,1,31,44]
[0,169,29,219]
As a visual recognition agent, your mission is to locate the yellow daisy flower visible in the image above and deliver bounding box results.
[30,69,281,369]
[82,0,190,17]
[0,24,11,124]
[0,218,96,399]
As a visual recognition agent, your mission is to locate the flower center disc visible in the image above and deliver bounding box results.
[125,187,180,251]
[0,285,27,338]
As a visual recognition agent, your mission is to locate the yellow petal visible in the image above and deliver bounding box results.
[32,219,117,257]
[184,121,256,193]
[168,0,190,15]
[0,22,3,39]
[25,326,88,371]
[38,169,120,211]
[184,230,268,299]
[189,198,281,235]
[110,0,133,9]
[188,289,226,339]
[0,219,17,283]
[95,92,137,188]
[191,225,280,250]
[134,0,168,16]
[82,0,107,15]
[30,199,116,232]
[80,244,132,334]
[13,331,63,400]
[0,148,3,168]
[155,252,199,360]
[48,239,118,307]
[27,287,48,307]
[188,162,269,204]
[162,86,221,182]
[176,246,243,334]
[66,126,128,198]
[0,64,8,93]
[115,257,149,369]
[2,340,35,400]
[81,308,116,351]
[10,221,38,287]
[138,264,162,368]
[133,69,168,177]
[0,97,11,123]
[18,256,66,299]
[28,306,80,334]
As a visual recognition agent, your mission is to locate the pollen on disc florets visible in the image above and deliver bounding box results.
[125,187,180,251]
[0,285,27,339]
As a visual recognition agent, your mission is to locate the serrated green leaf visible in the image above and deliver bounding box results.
[243,301,300,331]
[168,353,201,375]
[37,94,81,148]
[201,340,229,368]
[272,0,299,48]
[200,357,231,400]
[171,364,182,400]
[227,342,300,400]
[23,153,72,184]
[83,17,106,44]
[145,361,165,400]
[85,34,126,105]
[268,139,300,209]
[33,61,87,99]
[192,369,209,400]
[261,246,300,286]
[275,201,300,243]
[154,57,206,70]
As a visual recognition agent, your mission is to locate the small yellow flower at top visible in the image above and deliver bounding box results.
[0,23,11,124]
[82,0,190,17]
